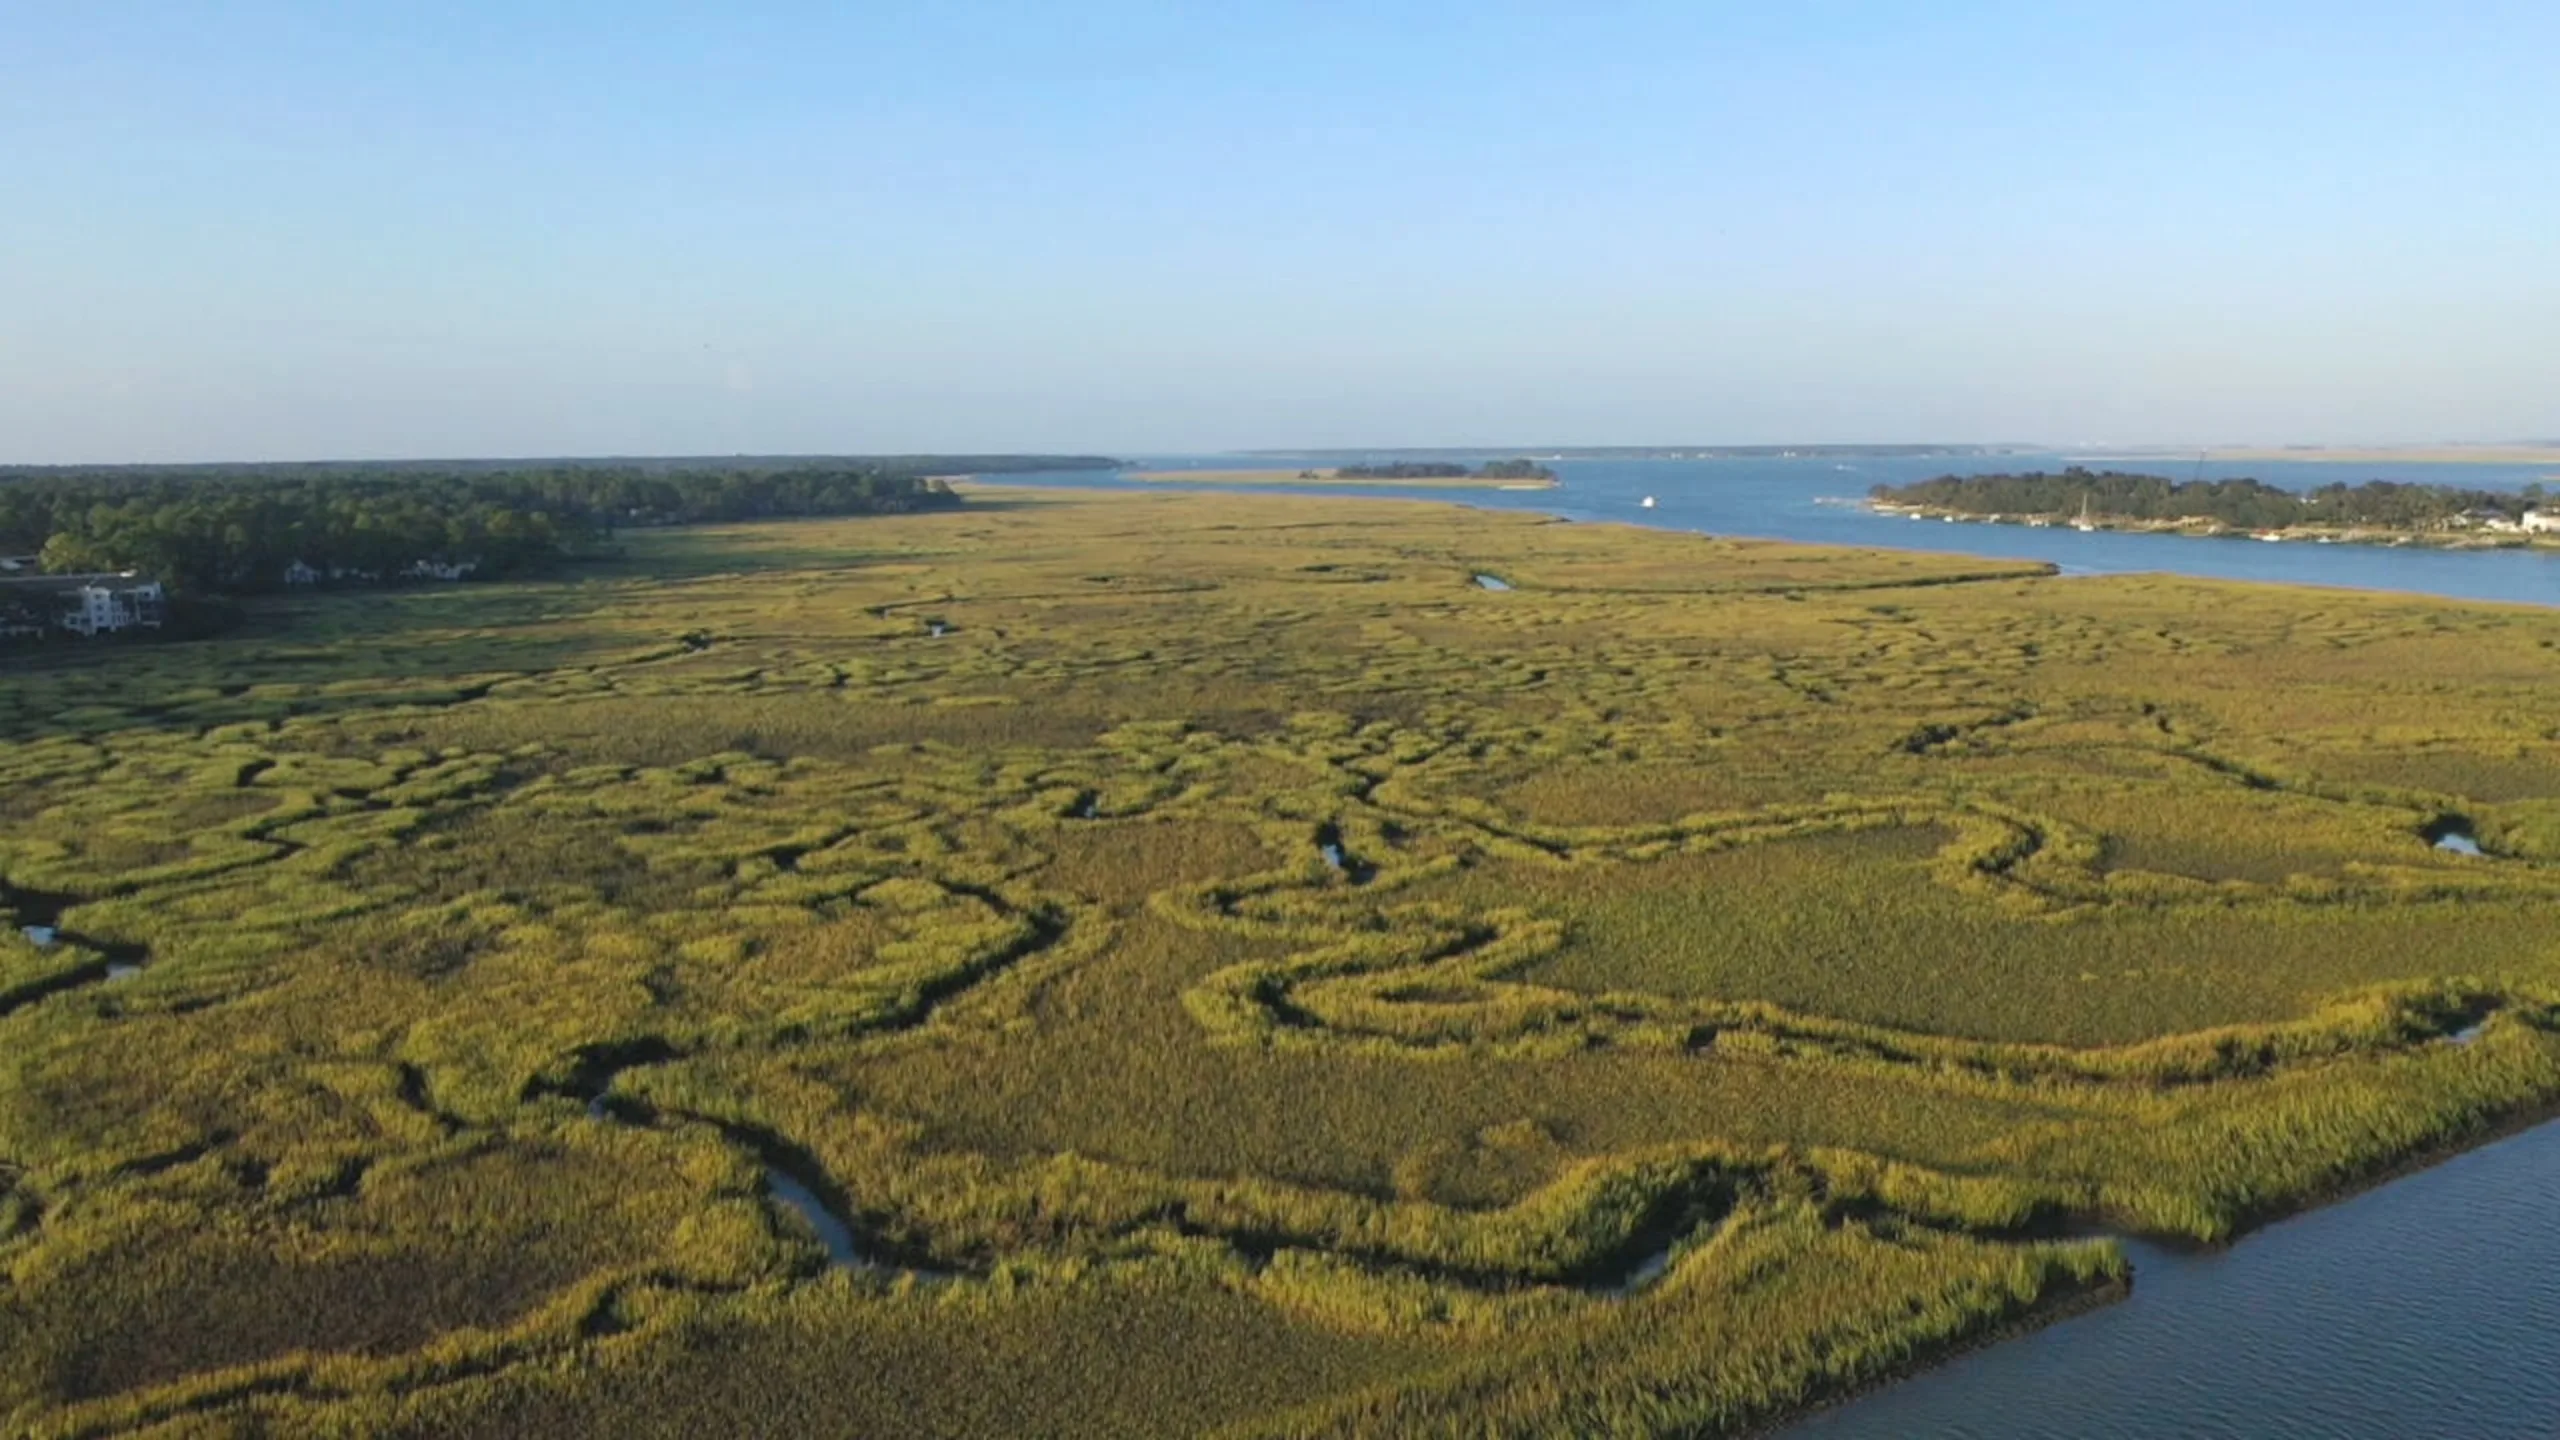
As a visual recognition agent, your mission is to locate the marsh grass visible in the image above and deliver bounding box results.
[2,489,2557,1436]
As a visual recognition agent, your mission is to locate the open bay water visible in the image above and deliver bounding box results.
[995,452,2560,607]
[996,451,2560,1433]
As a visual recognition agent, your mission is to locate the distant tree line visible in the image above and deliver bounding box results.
[0,457,1116,594]
[1873,468,2549,531]
[1331,459,1558,481]
[1332,463,1471,479]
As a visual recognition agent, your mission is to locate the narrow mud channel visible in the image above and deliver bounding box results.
[1,883,152,1016]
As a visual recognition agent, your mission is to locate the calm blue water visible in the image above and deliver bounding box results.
[1787,1118,2560,1439]
[997,452,2560,607]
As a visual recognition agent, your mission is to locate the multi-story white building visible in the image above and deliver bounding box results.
[0,573,166,638]
[57,579,166,636]
[2524,509,2558,535]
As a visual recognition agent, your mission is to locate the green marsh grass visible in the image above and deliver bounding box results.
[1,489,2556,1435]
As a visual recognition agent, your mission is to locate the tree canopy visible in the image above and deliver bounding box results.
[0,461,1028,593]
[1332,459,1558,481]
[1872,467,2541,531]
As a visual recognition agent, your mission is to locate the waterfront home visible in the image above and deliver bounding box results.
[2524,509,2558,534]
[0,573,166,638]
[59,578,167,635]
[2457,508,2524,533]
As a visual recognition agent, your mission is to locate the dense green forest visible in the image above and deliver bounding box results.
[1332,459,1558,481]
[1874,468,2549,531]
[0,457,1108,594]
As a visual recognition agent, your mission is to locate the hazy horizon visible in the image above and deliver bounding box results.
[9,2,2555,464]
[11,438,2560,471]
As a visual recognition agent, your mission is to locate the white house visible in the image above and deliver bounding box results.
[0,572,164,638]
[2524,509,2558,535]
[283,560,321,586]
[57,578,165,636]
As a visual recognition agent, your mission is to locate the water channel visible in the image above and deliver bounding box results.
[1785,1116,2560,1439]
[2,886,151,1014]
[996,453,2560,608]
[763,1168,866,1269]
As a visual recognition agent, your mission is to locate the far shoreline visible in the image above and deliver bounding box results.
[1121,466,1560,490]
[2074,445,2560,467]
[1866,499,2560,552]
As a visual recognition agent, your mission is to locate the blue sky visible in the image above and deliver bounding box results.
[5,2,2554,461]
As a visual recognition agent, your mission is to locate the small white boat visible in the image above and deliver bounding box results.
[1640,496,1656,509]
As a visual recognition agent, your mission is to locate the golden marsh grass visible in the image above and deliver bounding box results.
[1,488,2556,1435]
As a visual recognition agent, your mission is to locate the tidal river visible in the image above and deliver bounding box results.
[1003,452,2560,608]
[1784,1116,2560,1439]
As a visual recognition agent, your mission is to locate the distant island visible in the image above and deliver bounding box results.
[1246,444,2031,462]
[1126,459,1558,489]
[1334,459,1557,482]
[1871,467,2557,545]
